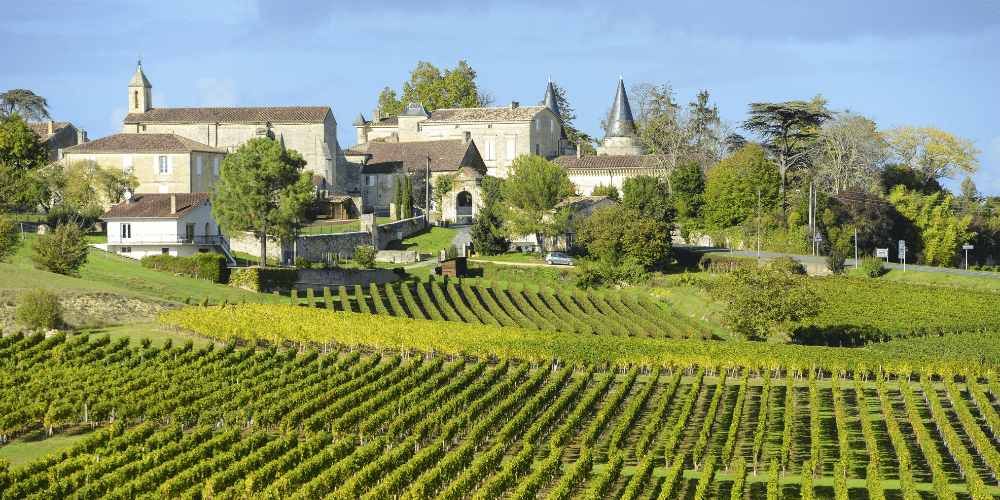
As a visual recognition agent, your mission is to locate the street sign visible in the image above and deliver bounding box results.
[814,234,823,242]
[898,251,905,259]
[876,248,888,258]
[898,240,906,251]
[963,245,974,250]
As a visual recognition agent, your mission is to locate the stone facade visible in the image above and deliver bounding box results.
[375,250,420,264]
[62,133,227,195]
[374,216,427,250]
[120,63,342,192]
[26,121,88,161]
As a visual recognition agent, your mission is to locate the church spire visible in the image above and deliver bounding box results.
[127,61,152,113]
[541,78,560,119]
[604,76,636,138]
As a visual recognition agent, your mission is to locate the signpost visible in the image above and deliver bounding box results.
[898,240,906,272]
[963,244,973,270]
[876,248,888,260]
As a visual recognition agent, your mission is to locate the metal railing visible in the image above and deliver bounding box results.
[108,234,229,250]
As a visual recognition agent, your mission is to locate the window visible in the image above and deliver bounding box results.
[123,155,132,174]
[213,157,220,176]
[387,174,393,186]
[121,247,131,253]
[196,156,202,175]
[367,175,375,186]
[133,91,138,108]
[535,120,539,131]
[506,139,516,160]
[158,156,170,174]
[162,248,169,255]
[550,120,554,132]
[186,224,195,241]
[485,140,496,161]
[120,223,131,239]
[535,144,540,156]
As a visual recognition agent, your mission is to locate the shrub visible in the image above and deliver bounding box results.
[46,204,104,229]
[30,224,89,276]
[768,257,807,276]
[573,256,648,288]
[199,296,208,307]
[860,257,885,278]
[445,244,459,260]
[698,254,751,274]
[354,245,376,269]
[0,218,23,262]
[295,257,313,269]
[672,248,702,269]
[140,253,226,283]
[15,289,63,330]
[825,250,846,275]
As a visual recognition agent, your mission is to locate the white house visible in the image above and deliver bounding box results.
[101,192,236,264]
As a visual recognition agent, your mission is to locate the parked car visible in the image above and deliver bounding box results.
[545,252,573,266]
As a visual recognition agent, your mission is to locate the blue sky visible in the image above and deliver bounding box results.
[2,0,998,194]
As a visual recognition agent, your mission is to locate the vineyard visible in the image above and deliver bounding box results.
[296,278,715,340]
[6,325,1000,499]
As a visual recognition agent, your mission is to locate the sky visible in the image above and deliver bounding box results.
[2,0,998,194]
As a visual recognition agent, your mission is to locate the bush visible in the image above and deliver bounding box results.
[295,257,313,269]
[445,244,459,260]
[768,257,807,276]
[672,248,702,269]
[15,289,63,329]
[140,253,226,283]
[46,204,104,229]
[860,257,885,278]
[0,218,23,262]
[354,245,376,269]
[573,256,648,288]
[30,224,89,276]
[825,250,846,275]
[698,254,752,274]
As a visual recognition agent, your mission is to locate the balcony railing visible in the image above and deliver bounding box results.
[108,234,229,249]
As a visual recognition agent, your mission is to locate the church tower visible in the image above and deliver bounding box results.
[128,62,152,114]
[596,76,646,155]
[540,77,560,119]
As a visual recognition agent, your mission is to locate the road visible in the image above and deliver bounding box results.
[680,245,1000,279]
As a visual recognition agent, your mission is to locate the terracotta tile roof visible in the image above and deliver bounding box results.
[426,105,548,123]
[124,106,331,124]
[342,146,371,157]
[313,174,326,186]
[554,196,612,210]
[62,133,226,154]
[101,192,210,219]
[329,195,352,203]
[552,153,707,170]
[26,121,72,143]
[360,140,483,174]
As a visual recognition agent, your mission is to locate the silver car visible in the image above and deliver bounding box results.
[545,252,573,266]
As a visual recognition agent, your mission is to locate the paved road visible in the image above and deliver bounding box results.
[681,245,1000,279]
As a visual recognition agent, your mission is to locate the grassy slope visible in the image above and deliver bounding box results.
[384,226,457,254]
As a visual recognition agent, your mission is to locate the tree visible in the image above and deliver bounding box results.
[0,218,22,262]
[710,260,821,341]
[621,175,673,226]
[703,144,780,228]
[0,114,50,212]
[688,90,721,154]
[402,176,413,219]
[883,125,980,189]
[669,159,705,219]
[29,223,89,276]
[470,175,507,256]
[810,111,887,194]
[881,164,942,195]
[95,165,139,205]
[960,176,980,202]
[590,183,620,202]
[575,205,672,266]
[378,61,492,115]
[211,138,313,267]
[0,89,51,121]
[887,185,974,267]
[393,176,402,220]
[741,98,833,207]
[825,186,912,257]
[499,155,573,251]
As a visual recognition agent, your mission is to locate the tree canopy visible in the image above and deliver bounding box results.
[669,159,705,219]
[575,205,672,266]
[590,183,620,202]
[0,114,50,212]
[810,111,886,195]
[710,259,821,341]
[620,174,674,226]
[703,144,780,228]
[499,155,573,251]
[887,185,974,267]
[0,89,51,121]
[883,125,980,189]
[378,61,493,116]
[470,175,507,256]
[211,138,313,266]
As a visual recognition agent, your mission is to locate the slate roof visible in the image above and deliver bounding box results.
[26,121,73,143]
[400,102,431,117]
[102,192,210,219]
[360,140,481,174]
[124,106,330,124]
[540,80,560,119]
[63,133,226,154]
[554,196,612,210]
[367,115,399,127]
[352,113,367,126]
[128,64,152,87]
[605,77,637,138]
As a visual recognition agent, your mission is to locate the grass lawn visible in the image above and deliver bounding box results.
[470,252,546,264]
[385,226,457,255]
[0,427,94,468]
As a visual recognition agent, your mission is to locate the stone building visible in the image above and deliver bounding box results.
[62,133,227,195]
[26,121,88,161]
[120,63,342,192]
[342,139,486,223]
[352,80,566,178]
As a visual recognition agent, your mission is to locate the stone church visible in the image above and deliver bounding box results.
[120,63,343,193]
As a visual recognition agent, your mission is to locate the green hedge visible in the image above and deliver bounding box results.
[228,267,297,292]
[140,253,226,283]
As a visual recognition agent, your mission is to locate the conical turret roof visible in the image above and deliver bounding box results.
[352,112,367,126]
[540,78,560,119]
[129,63,152,88]
[401,102,430,117]
[604,76,636,138]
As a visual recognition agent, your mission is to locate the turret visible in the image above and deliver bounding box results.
[128,62,153,114]
[597,75,645,155]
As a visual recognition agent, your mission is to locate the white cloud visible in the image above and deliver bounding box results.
[109,108,128,133]
[197,76,240,107]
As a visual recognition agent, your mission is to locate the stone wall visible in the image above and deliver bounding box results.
[375,216,427,250]
[376,250,419,264]
[294,268,402,292]
[295,231,374,261]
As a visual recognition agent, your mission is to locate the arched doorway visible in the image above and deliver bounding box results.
[456,191,473,224]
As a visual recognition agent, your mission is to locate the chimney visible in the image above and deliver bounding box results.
[77,128,87,144]
[170,195,177,214]
[463,131,471,146]
[47,120,54,134]
[372,109,381,122]
[509,101,519,109]
[576,145,582,158]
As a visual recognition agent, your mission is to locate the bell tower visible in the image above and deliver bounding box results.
[128,59,153,114]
